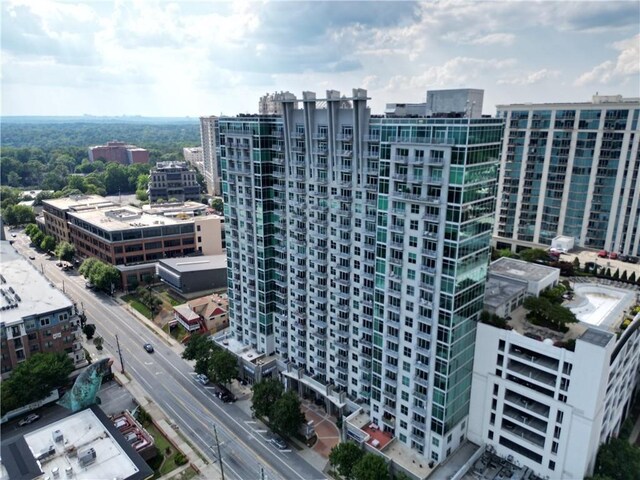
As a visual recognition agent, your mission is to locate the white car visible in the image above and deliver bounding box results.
[196,374,209,385]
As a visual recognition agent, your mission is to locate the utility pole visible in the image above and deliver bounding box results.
[115,334,125,374]
[213,424,225,480]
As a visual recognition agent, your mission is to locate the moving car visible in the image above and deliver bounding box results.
[269,435,287,450]
[28,255,36,260]
[18,414,40,426]
[143,343,154,353]
[196,374,209,385]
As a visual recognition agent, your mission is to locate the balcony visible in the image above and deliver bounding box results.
[336,133,353,142]
[421,249,437,259]
[414,375,429,388]
[423,213,439,222]
[313,133,328,140]
[364,135,380,142]
[337,150,353,158]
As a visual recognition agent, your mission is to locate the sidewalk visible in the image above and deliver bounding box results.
[85,336,221,479]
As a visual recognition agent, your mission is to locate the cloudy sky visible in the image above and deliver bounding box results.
[2,0,639,117]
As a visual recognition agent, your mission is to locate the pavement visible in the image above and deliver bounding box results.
[83,328,222,480]
[562,249,640,278]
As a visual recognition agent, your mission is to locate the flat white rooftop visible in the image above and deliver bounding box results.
[24,408,140,480]
[0,241,72,326]
[568,284,636,331]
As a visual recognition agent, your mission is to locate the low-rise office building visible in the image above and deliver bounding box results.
[483,258,560,317]
[0,242,86,379]
[148,161,201,203]
[42,195,117,243]
[489,257,560,296]
[468,281,640,479]
[157,255,227,298]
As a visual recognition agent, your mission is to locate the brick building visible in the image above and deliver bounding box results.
[88,141,149,165]
[0,242,86,379]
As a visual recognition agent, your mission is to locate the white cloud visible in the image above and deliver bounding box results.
[575,34,640,86]
[386,57,517,91]
[470,33,515,46]
[498,69,560,86]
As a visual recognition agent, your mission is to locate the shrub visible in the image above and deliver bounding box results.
[174,452,188,466]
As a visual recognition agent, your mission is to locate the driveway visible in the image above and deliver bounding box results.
[301,403,341,458]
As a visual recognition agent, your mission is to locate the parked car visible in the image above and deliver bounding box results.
[627,256,639,264]
[143,343,154,353]
[196,374,209,385]
[269,435,287,450]
[597,250,608,258]
[618,254,629,262]
[18,414,40,426]
[213,384,236,403]
[609,252,618,260]
[85,282,94,290]
[549,248,564,255]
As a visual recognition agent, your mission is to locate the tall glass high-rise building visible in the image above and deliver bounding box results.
[220,89,503,463]
[494,95,640,255]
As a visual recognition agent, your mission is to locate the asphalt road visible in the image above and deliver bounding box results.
[10,231,325,480]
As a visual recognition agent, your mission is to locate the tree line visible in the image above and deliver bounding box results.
[1,121,199,150]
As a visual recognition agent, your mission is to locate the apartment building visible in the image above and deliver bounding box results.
[183,146,204,171]
[200,116,222,195]
[494,95,640,255]
[468,289,640,479]
[0,242,86,379]
[221,89,503,465]
[88,140,149,165]
[148,161,201,203]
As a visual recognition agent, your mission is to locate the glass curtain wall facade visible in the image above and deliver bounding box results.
[494,99,640,255]
[221,90,502,463]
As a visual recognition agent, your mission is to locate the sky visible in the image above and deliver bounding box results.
[2,0,639,117]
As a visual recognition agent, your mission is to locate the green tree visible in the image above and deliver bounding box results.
[629,272,637,284]
[104,163,130,195]
[40,235,57,252]
[572,257,581,270]
[55,241,76,263]
[83,323,96,340]
[182,333,213,360]
[270,390,306,438]
[24,223,39,236]
[0,352,74,415]
[593,438,640,480]
[251,378,284,419]
[329,442,365,480]
[621,270,628,282]
[182,333,215,375]
[211,198,224,212]
[352,454,390,480]
[208,348,238,386]
[519,248,549,263]
[2,204,36,226]
[79,258,119,292]
[613,269,620,280]
[136,189,149,201]
[31,230,45,248]
[93,336,104,351]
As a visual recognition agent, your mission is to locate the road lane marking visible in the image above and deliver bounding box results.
[44,275,316,480]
